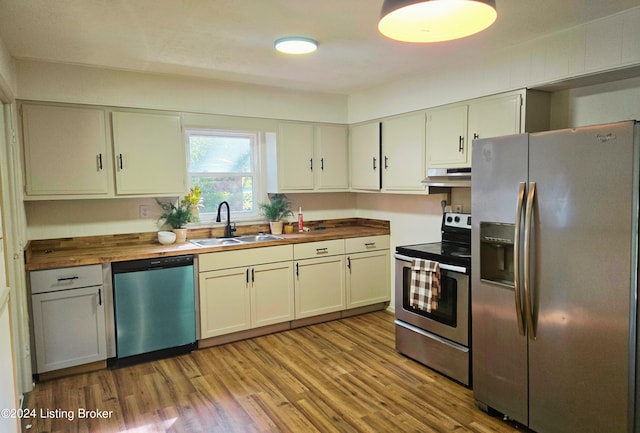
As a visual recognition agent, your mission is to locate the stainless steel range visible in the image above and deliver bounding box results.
[394,212,471,385]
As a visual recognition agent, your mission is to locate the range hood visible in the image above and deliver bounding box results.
[422,167,471,187]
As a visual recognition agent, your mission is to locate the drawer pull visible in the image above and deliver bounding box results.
[316,248,328,254]
[57,276,79,282]
[365,243,376,248]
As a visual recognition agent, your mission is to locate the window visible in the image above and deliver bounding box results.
[187,129,261,220]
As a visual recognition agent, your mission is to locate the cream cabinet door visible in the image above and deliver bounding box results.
[199,268,250,338]
[31,286,106,372]
[349,122,380,191]
[251,262,295,328]
[315,124,349,190]
[22,104,110,196]
[112,111,186,195]
[426,104,469,168]
[381,112,426,192]
[294,255,345,319]
[346,250,390,309]
[276,122,315,190]
[468,93,522,142]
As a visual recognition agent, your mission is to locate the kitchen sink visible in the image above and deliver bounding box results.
[190,233,283,248]
[235,234,283,243]
[190,237,243,247]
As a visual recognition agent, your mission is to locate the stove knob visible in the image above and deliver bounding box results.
[446,216,453,223]
[454,216,460,223]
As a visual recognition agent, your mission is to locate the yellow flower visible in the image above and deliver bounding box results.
[185,186,202,206]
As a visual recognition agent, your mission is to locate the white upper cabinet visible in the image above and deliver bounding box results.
[427,90,548,170]
[381,112,427,192]
[268,122,348,192]
[111,111,186,195]
[349,121,381,191]
[467,93,522,143]
[21,103,187,199]
[314,124,349,190]
[22,104,110,196]
[426,104,470,168]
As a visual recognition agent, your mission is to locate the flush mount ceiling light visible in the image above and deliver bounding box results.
[274,36,318,54]
[378,0,497,43]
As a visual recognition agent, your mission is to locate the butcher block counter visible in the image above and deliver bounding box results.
[25,218,390,271]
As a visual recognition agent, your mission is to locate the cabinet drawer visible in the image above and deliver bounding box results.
[199,245,293,272]
[294,239,345,260]
[345,235,390,254]
[30,264,103,294]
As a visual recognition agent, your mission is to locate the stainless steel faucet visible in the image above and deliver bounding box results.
[216,201,236,238]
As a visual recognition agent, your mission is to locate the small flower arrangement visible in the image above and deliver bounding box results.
[185,186,203,210]
[157,187,203,229]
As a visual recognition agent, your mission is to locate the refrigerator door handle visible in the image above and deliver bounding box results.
[514,182,526,336]
[524,181,537,340]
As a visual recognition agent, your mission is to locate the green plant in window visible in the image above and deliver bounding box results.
[157,188,201,229]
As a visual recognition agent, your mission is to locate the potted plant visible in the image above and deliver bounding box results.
[157,187,201,242]
[258,194,293,235]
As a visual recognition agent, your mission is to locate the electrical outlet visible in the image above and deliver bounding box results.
[454,204,463,213]
[139,205,150,218]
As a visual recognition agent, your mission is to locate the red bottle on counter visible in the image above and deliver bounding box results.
[298,207,304,232]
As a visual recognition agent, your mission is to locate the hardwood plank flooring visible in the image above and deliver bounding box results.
[23,311,527,433]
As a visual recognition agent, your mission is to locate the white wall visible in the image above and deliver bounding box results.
[16,60,347,124]
[549,77,640,130]
[0,36,16,101]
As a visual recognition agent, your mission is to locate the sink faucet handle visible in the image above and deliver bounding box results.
[231,222,237,233]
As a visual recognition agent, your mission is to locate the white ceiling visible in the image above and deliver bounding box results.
[1,0,639,95]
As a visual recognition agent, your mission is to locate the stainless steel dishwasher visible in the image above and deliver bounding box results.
[111,255,196,366]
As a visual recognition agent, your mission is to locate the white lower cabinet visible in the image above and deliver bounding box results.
[30,265,106,373]
[345,236,390,309]
[294,240,346,319]
[251,262,295,328]
[199,245,294,339]
[199,267,251,338]
[198,237,390,339]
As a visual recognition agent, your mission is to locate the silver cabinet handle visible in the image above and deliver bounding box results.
[458,136,464,152]
[309,158,313,171]
[118,153,124,170]
[384,156,389,169]
[365,242,376,248]
[315,247,328,254]
[321,157,324,170]
[524,181,536,340]
[372,157,377,170]
[97,153,103,171]
[514,182,526,337]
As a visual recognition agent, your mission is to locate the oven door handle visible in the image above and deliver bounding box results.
[393,253,467,274]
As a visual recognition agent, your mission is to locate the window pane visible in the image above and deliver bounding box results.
[192,176,254,214]
[189,135,251,173]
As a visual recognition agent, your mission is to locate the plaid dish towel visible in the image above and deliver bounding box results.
[410,259,441,312]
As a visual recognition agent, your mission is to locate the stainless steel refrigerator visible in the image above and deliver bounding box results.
[471,120,639,433]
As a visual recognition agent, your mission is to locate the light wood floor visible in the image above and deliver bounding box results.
[23,311,526,433]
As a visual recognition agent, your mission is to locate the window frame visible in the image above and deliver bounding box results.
[185,127,265,223]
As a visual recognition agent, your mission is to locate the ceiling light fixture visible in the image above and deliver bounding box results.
[274,37,318,54]
[378,0,497,43]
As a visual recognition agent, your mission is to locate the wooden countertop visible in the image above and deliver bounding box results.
[25,218,390,271]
